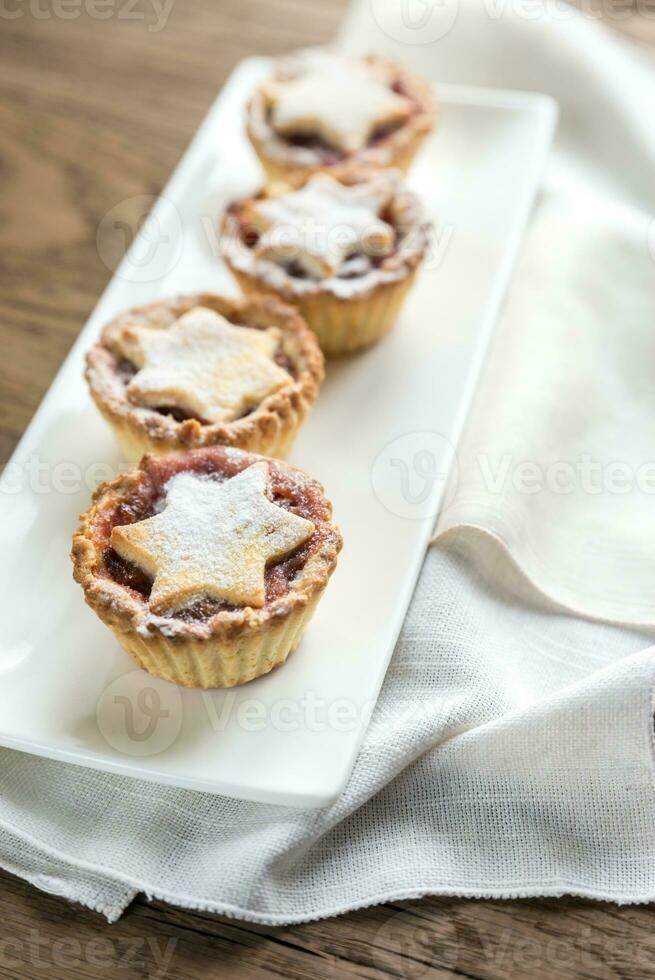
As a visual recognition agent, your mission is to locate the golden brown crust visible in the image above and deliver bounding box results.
[247,53,437,181]
[85,293,324,462]
[71,448,343,688]
[229,265,418,356]
[220,169,429,355]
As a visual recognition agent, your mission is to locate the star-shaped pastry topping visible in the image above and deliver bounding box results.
[114,307,291,423]
[265,54,412,153]
[244,173,396,280]
[111,463,315,612]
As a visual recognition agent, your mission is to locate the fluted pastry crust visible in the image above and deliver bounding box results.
[72,447,342,688]
[247,52,436,182]
[85,293,324,461]
[221,170,429,355]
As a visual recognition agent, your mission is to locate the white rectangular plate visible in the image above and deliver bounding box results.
[0,59,556,807]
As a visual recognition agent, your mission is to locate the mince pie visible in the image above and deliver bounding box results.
[85,293,323,461]
[247,49,436,181]
[221,169,429,355]
[72,447,342,688]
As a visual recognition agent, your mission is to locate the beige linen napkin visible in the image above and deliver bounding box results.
[340,0,655,626]
[437,191,655,625]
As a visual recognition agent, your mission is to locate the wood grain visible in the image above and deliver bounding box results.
[1,1,654,978]
[3,873,655,979]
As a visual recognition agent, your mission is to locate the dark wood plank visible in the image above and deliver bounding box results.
[3,865,655,979]
[1,2,655,978]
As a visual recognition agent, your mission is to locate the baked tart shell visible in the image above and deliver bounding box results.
[111,595,323,689]
[72,448,342,689]
[85,293,324,462]
[227,265,418,356]
[221,170,428,356]
[247,55,436,183]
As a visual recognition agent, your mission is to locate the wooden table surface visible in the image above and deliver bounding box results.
[1,2,654,977]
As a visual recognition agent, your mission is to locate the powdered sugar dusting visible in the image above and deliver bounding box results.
[113,306,291,422]
[223,172,428,299]
[247,173,395,281]
[111,464,315,614]
[265,50,412,153]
